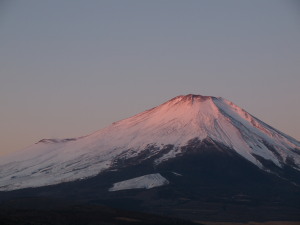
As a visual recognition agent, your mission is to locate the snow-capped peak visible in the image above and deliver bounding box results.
[0,94,299,191]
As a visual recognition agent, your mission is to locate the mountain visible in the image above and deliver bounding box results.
[0,94,299,191]
[0,94,300,222]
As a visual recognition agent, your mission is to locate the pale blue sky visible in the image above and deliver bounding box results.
[0,0,299,155]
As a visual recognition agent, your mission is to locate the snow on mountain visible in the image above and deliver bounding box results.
[109,173,169,192]
[0,94,299,191]
[172,172,183,176]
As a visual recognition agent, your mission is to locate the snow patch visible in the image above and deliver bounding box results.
[109,173,169,192]
[172,172,183,176]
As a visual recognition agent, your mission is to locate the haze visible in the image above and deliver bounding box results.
[0,0,299,156]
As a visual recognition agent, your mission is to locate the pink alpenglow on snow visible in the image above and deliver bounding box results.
[0,94,299,191]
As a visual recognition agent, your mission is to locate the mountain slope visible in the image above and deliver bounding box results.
[0,94,299,191]
[1,140,300,222]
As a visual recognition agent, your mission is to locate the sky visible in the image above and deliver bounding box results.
[0,0,299,156]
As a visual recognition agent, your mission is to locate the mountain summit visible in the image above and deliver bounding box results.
[0,94,299,191]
